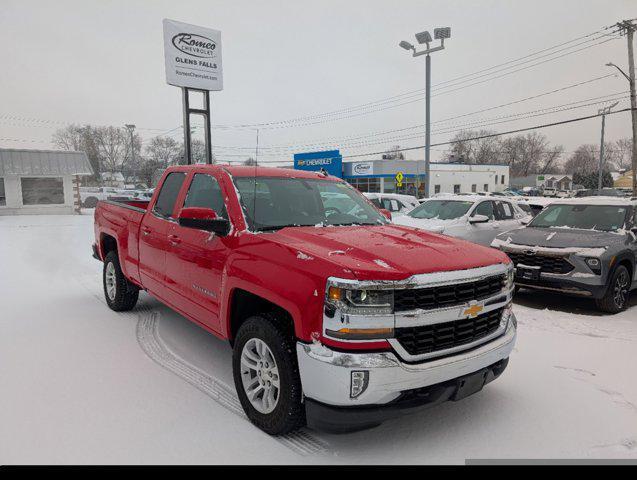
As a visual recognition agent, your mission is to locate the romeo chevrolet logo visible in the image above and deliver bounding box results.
[463,303,484,318]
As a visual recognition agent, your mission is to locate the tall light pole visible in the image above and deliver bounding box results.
[399,27,451,198]
[608,19,637,196]
[597,102,619,191]
[124,124,136,179]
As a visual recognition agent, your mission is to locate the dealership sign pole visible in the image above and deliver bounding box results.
[163,19,223,164]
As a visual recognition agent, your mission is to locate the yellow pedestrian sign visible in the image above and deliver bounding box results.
[395,171,404,187]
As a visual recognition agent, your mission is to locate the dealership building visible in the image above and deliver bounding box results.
[0,148,93,215]
[293,150,510,197]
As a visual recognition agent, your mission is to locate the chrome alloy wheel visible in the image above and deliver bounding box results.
[105,262,117,301]
[613,270,629,308]
[240,338,280,414]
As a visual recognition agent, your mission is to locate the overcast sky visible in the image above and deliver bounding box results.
[0,0,635,164]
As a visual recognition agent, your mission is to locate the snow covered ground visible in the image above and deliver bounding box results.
[1,213,636,464]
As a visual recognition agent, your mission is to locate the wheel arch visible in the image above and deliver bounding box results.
[227,288,296,345]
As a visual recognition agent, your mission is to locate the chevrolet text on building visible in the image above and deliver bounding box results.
[163,19,223,91]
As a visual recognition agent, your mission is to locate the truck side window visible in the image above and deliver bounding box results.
[498,201,515,220]
[472,201,495,220]
[183,174,228,219]
[153,172,186,218]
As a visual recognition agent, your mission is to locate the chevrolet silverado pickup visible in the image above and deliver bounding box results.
[93,165,517,435]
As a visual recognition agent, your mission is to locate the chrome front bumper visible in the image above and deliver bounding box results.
[297,314,517,407]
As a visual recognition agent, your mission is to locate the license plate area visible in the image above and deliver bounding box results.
[516,265,540,281]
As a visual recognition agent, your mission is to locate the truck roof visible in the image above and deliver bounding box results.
[169,164,341,181]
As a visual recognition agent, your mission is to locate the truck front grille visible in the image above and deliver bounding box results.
[394,307,503,356]
[507,252,573,274]
[393,275,505,312]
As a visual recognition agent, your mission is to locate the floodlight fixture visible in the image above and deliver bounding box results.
[415,31,432,44]
[399,40,414,51]
[434,27,451,40]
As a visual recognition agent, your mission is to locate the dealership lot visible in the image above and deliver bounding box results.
[1,214,636,464]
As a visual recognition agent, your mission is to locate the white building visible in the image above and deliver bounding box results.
[342,159,509,197]
[0,148,93,215]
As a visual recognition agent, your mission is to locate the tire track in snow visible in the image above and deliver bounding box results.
[78,273,330,456]
[136,310,330,457]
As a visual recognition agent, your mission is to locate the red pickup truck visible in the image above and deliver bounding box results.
[93,164,517,434]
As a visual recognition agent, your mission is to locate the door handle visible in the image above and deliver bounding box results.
[141,227,151,236]
[168,234,181,245]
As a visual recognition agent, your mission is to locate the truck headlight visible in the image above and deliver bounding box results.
[504,265,515,290]
[326,286,393,315]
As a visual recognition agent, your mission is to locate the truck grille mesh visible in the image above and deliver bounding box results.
[507,252,573,274]
[395,307,503,356]
[393,275,505,312]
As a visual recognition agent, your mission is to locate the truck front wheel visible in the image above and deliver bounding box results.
[232,315,304,435]
[103,251,139,311]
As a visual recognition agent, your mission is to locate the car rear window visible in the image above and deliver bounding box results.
[153,172,186,218]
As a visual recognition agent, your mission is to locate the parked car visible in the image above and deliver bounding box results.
[394,195,530,246]
[80,186,137,207]
[363,193,419,217]
[573,188,625,198]
[93,165,516,435]
[491,197,637,313]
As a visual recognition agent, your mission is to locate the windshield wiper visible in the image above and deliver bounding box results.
[257,224,315,232]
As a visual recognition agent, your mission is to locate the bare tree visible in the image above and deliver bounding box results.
[145,136,181,169]
[615,137,632,171]
[382,145,405,160]
[94,126,127,173]
[562,143,619,175]
[445,130,503,165]
[243,157,257,166]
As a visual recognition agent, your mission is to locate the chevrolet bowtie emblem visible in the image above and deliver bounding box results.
[463,304,484,318]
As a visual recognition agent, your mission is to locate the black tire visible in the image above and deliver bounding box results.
[84,196,98,208]
[595,265,631,314]
[103,250,139,311]
[232,315,304,435]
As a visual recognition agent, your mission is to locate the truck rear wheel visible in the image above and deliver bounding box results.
[595,265,631,314]
[103,251,139,311]
[232,315,304,435]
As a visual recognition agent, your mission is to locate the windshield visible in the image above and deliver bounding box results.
[530,204,628,231]
[408,200,473,220]
[232,177,386,231]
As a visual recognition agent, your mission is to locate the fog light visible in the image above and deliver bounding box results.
[585,257,602,274]
[350,371,369,399]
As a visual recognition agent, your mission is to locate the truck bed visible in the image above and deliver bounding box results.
[94,199,150,285]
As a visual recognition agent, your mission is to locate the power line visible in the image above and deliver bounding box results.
[208,92,629,153]
[341,107,635,159]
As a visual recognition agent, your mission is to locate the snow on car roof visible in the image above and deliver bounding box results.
[363,192,418,202]
[425,194,503,204]
[547,196,637,206]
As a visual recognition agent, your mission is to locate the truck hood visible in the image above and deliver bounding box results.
[496,226,626,249]
[268,224,508,281]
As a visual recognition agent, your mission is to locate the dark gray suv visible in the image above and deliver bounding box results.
[491,198,637,313]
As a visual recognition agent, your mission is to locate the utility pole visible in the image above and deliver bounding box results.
[124,124,136,182]
[610,20,637,196]
[598,102,619,191]
[399,27,451,198]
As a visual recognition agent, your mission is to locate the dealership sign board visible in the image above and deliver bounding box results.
[350,161,374,176]
[163,19,223,91]
[294,150,343,178]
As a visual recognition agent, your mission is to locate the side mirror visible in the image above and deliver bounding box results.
[469,214,489,224]
[379,208,392,221]
[178,207,230,236]
[521,217,531,225]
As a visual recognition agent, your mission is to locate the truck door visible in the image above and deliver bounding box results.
[138,172,186,296]
[165,172,230,332]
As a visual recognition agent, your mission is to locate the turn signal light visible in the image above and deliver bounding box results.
[325,327,394,340]
[328,286,342,301]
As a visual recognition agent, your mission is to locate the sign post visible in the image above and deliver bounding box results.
[163,19,223,164]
